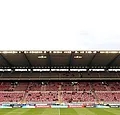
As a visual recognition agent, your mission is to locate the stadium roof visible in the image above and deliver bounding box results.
[0,50,120,69]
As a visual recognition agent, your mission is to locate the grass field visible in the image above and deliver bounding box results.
[0,108,120,115]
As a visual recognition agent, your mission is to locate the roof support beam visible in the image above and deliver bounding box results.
[22,52,32,68]
[106,53,120,69]
[0,53,13,68]
[68,51,75,71]
[47,51,51,71]
[87,51,99,70]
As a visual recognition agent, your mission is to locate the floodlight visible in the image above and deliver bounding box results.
[38,55,47,59]
[74,56,82,59]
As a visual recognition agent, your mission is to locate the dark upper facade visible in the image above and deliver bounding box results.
[0,50,120,69]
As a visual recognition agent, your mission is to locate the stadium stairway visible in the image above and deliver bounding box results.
[22,91,28,102]
[104,85,111,91]
[89,82,98,101]
[21,82,31,102]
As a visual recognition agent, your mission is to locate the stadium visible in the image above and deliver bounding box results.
[0,50,120,115]
[1,0,120,114]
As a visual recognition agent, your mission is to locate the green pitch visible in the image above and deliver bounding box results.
[0,108,120,115]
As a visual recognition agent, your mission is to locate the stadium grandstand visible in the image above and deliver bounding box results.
[0,50,120,105]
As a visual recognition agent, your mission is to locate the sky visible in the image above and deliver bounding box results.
[0,0,120,50]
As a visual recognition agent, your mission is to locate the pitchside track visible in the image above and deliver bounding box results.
[0,108,120,115]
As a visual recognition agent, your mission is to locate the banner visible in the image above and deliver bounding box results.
[51,105,68,108]
[22,105,35,108]
[95,105,110,108]
[0,106,12,108]
[68,105,84,108]
[35,105,50,108]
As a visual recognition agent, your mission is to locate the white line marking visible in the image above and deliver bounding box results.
[58,108,60,115]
